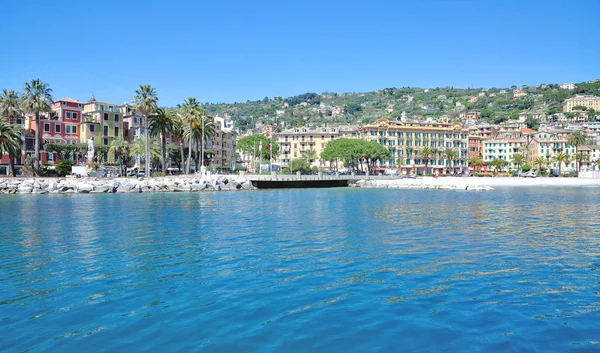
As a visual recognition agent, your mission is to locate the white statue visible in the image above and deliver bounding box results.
[87,137,95,161]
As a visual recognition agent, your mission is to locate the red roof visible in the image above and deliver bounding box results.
[520,128,536,134]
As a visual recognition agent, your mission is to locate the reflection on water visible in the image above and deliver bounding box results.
[1,188,600,352]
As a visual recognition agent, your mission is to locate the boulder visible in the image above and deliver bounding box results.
[77,183,94,193]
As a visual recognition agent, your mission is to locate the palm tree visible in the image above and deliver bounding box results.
[301,149,318,164]
[467,155,483,173]
[131,135,161,170]
[186,120,203,172]
[132,85,158,177]
[443,148,459,175]
[511,153,525,174]
[575,152,589,172]
[491,158,508,176]
[594,158,600,171]
[567,131,586,171]
[533,156,546,174]
[418,147,435,175]
[0,89,24,170]
[171,114,186,173]
[22,79,53,173]
[109,137,130,176]
[553,153,569,176]
[200,116,216,169]
[148,108,175,173]
[178,97,202,174]
[0,120,22,176]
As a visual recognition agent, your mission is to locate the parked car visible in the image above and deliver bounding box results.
[522,171,537,178]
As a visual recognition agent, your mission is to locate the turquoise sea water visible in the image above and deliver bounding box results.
[1,187,600,352]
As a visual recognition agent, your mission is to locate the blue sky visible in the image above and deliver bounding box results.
[1,0,598,106]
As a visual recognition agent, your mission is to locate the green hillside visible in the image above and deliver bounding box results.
[202,80,600,133]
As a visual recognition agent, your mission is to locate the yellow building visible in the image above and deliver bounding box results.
[81,97,124,162]
[563,95,600,112]
[356,118,470,174]
[275,126,349,167]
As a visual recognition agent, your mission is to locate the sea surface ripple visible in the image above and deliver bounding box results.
[1,187,600,352]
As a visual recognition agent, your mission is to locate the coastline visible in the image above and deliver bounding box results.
[353,176,600,191]
[0,175,255,194]
[2,175,600,194]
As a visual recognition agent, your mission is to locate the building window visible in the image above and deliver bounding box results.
[104,126,108,136]
[44,123,50,132]
[114,127,119,137]
[66,112,71,119]
[104,113,108,120]
[66,125,71,134]
[90,125,95,132]
[73,112,78,120]
[72,126,77,134]
[55,124,61,133]
[114,114,119,122]
[103,138,108,146]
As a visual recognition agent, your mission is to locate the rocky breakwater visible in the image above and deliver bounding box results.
[0,176,255,195]
[352,178,494,191]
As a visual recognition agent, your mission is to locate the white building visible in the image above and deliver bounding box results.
[559,83,576,90]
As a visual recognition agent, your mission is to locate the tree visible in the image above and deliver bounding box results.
[511,153,525,173]
[178,97,202,174]
[109,137,130,176]
[594,158,600,171]
[553,153,569,176]
[22,79,53,173]
[443,148,459,174]
[301,149,318,163]
[132,85,158,177]
[575,152,589,172]
[319,138,389,173]
[0,121,21,176]
[417,147,436,175]
[171,113,186,172]
[55,159,74,177]
[490,158,508,175]
[131,135,161,169]
[0,89,24,174]
[571,105,588,111]
[287,158,311,173]
[200,115,216,168]
[533,156,546,174]
[567,131,586,171]
[236,134,280,171]
[148,108,175,173]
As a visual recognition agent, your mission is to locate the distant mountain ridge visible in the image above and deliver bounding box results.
[200,79,600,133]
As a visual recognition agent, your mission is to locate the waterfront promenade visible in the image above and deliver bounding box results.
[2,174,600,194]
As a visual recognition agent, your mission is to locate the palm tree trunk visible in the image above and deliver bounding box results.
[201,116,204,172]
[144,114,150,177]
[187,122,193,174]
[179,140,184,173]
[195,140,199,172]
[161,131,167,174]
[9,155,15,177]
[34,112,40,173]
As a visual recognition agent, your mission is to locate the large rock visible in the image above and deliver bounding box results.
[18,185,33,194]
[77,183,94,193]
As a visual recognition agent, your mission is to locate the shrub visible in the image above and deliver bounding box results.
[521,164,531,172]
[55,159,75,177]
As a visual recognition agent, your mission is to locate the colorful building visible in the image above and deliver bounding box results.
[355,118,470,175]
[275,126,342,168]
[81,97,123,162]
[563,95,600,113]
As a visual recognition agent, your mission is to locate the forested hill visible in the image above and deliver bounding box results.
[200,80,600,134]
